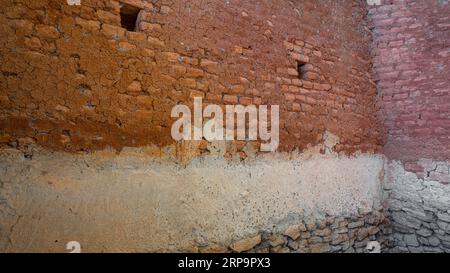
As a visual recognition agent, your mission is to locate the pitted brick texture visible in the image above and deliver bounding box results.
[369,0,450,165]
[0,0,383,156]
[370,0,450,252]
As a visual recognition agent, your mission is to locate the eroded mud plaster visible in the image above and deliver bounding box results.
[0,147,385,252]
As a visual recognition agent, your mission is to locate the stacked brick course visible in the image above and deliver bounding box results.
[0,0,383,157]
[221,208,391,253]
[369,0,450,252]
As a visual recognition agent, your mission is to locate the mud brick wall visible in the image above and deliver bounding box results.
[0,0,383,157]
[0,149,388,252]
[0,0,392,253]
[369,0,450,166]
[369,0,450,252]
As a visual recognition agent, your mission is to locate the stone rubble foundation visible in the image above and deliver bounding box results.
[385,161,450,253]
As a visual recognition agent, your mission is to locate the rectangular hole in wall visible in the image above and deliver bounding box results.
[120,2,141,31]
[297,62,307,80]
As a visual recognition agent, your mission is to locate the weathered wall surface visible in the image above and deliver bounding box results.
[385,160,450,252]
[369,0,450,252]
[369,0,450,166]
[0,147,388,253]
[0,0,383,155]
[0,0,390,252]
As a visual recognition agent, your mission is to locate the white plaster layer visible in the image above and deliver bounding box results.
[384,160,450,253]
[0,148,385,252]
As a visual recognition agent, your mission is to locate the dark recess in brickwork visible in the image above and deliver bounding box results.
[120,2,141,31]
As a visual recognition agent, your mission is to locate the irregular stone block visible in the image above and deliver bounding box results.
[230,234,261,253]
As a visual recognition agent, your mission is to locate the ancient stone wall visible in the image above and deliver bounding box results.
[0,148,388,252]
[368,0,450,252]
[385,160,450,252]
[0,0,383,156]
[0,0,416,253]
[235,207,391,253]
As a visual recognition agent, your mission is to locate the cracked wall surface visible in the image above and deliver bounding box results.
[369,0,450,252]
[0,0,383,155]
[384,160,450,252]
[2,0,449,253]
[0,147,386,252]
[369,0,450,166]
[0,0,390,252]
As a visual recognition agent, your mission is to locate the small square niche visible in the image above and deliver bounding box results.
[297,62,307,79]
[120,2,141,31]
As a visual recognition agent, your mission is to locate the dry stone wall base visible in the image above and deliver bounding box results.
[0,148,386,252]
[219,208,392,253]
[385,161,450,253]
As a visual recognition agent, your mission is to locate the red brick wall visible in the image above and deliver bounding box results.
[0,0,382,156]
[369,0,450,168]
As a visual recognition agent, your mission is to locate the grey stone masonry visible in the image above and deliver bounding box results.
[197,208,391,253]
[385,160,450,253]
